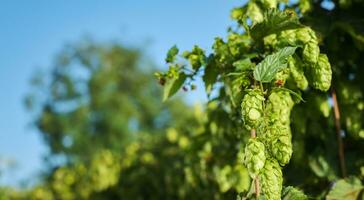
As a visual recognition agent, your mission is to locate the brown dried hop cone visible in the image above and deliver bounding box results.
[241,89,265,130]
[260,159,283,200]
[312,54,332,91]
[244,138,266,178]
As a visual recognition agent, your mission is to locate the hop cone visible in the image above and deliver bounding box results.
[244,138,266,178]
[271,130,293,166]
[260,123,292,166]
[303,41,320,65]
[277,29,297,47]
[312,54,332,91]
[266,90,294,126]
[296,27,317,44]
[241,89,265,130]
[260,159,283,200]
[261,0,277,8]
[288,56,308,90]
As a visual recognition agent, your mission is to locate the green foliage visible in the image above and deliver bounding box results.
[5,0,364,199]
[253,46,297,83]
[282,186,308,200]
[26,40,191,161]
[326,177,364,200]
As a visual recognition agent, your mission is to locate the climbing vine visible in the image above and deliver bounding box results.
[157,0,333,199]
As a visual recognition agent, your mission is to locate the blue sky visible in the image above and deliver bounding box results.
[0,0,245,186]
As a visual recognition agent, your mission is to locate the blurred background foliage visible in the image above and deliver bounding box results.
[1,0,364,199]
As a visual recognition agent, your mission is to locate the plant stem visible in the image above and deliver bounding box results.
[250,129,260,197]
[331,89,347,177]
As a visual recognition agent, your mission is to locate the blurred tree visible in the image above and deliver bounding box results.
[26,39,191,163]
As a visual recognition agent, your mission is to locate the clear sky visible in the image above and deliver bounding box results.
[0,0,245,186]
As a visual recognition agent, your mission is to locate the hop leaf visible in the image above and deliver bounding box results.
[244,138,266,178]
[312,54,332,91]
[260,159,283,200]
[241,89,265,130]
[165,45,179,63]
[251,9,302,40]
[253,46,297,83]
[282,186,308,200]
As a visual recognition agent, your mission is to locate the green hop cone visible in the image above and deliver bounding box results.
[288,56,308,90]
[260,0,277,8]
[266,90,294,125]
[302,41,320,65]
[260,123,292,166]
[260,159,283,200]
[247,2,263,23]
[296,27,317,44]
[264,34,278,48]
[277,29,297,47]
[271,130,293,166]
[312,54,332,91]
[241,89,265,130]
[244,139,266,178]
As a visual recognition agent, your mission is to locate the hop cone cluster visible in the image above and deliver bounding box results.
[241,89,265,130]
[260,159,283,200]
[244,138,266,178]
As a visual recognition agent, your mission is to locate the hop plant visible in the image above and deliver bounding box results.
[244,138,266,178]
[260,159,283,200]
[312,54,332,91]
[241,89,265,130]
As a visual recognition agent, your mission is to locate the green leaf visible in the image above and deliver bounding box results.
[326,178,364,200]
[251,9,302,41]
[163,73,187,101]
[203,59,218,96]
[165,45,179,63]
[253,46,297,82]
[282,186,308,200]
[233,58,254,71]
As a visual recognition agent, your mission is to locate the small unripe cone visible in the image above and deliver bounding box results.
[260,159,283,200]
[241,89,265,130]
[312,54,332,91]
[244,138,266,178]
